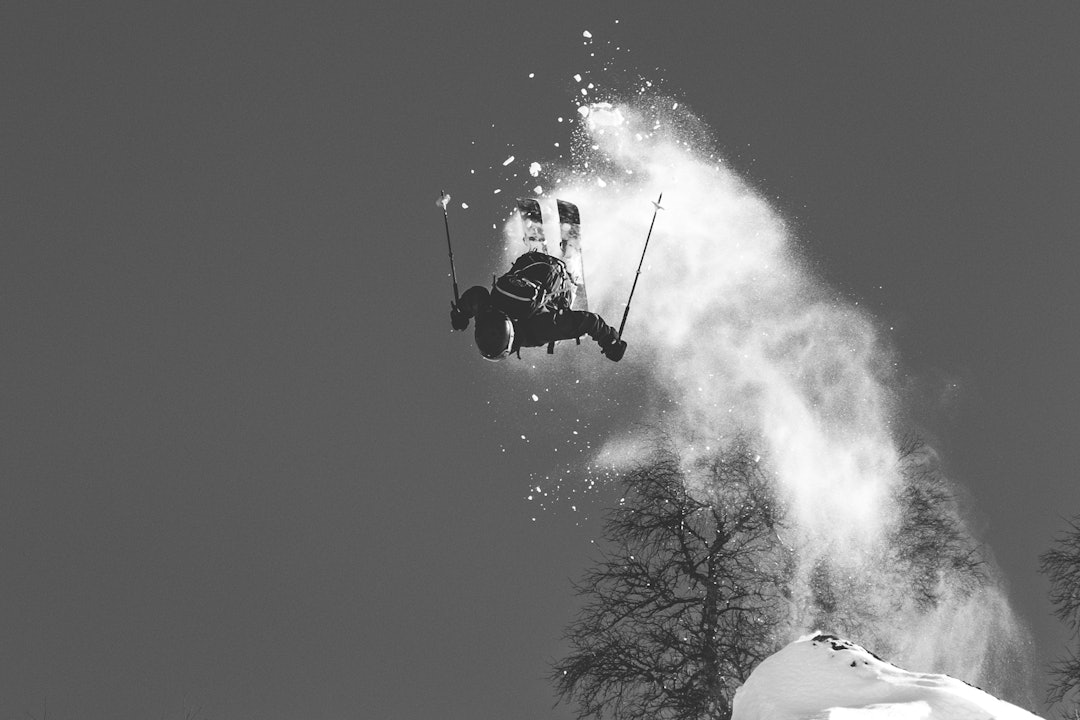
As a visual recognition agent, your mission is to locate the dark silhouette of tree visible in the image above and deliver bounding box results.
[552,435,993,720]
[552,439,792,720]
[1040,515,1080,714]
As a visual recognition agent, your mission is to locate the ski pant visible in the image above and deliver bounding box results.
[514,310,618,350]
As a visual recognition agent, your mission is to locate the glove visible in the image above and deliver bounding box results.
[601,339,627,362]
[450,303,469,331]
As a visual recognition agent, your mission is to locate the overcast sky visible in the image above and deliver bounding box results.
[4,3,1080,719]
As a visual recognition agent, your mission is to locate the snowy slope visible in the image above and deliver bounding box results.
[732,634,1044,720]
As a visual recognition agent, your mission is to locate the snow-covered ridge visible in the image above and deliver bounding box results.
[732,634,1043,720]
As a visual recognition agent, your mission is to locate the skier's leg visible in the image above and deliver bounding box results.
[522,311,625,361]
[550,311,620,348]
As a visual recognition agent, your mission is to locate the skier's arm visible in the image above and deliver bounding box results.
[450,285,490,330]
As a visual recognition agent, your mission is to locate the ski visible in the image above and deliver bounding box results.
[557,199,588,311]
[516,197,547,253]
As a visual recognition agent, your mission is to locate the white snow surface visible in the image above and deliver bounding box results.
[732,635,1043,720]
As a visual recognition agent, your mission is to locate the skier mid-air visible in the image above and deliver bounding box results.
[444,197,627,363]
[450,250,626,362]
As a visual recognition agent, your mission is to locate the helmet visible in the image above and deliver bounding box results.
[474,308,514,361]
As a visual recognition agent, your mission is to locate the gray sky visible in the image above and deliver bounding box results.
[4,2,1080,718]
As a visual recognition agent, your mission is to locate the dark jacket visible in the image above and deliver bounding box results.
[455,285,618,351]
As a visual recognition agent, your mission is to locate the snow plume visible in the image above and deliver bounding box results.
[507,98,1031,698]
[521,100,901,550]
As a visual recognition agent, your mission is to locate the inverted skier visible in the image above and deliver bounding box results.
[450,248,626,362]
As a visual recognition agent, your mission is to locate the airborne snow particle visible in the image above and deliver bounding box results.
[493,189,501,194]
[577,105,590,118]
[582,30,592,38]
[502,155,515,166]
[461,203,469,209]
[531,394,539,402]
[529,162,542,177]
[573,73,582,82]
[533,185,543,194]
[528,72,535,78]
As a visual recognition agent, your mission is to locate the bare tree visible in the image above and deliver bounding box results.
[798,437,989,658]
[892,436,986,607]
[1040,515,1080,714]
[552,439,792,720]
[553,435,994,720]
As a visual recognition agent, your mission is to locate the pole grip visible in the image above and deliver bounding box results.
[439,191,460,303]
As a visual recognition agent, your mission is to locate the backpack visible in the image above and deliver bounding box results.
[491,252,573,320]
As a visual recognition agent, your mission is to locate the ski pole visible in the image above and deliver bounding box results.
[618,193,663,337]
[437,191,460,303]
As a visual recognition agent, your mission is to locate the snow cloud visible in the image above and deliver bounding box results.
[502,97,1031,698]
[530,101,900,548]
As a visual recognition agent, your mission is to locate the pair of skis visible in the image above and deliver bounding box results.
[516,197,588,312]
[520,193,663,337]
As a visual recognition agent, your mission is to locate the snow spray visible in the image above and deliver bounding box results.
[503,97,1032,701]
